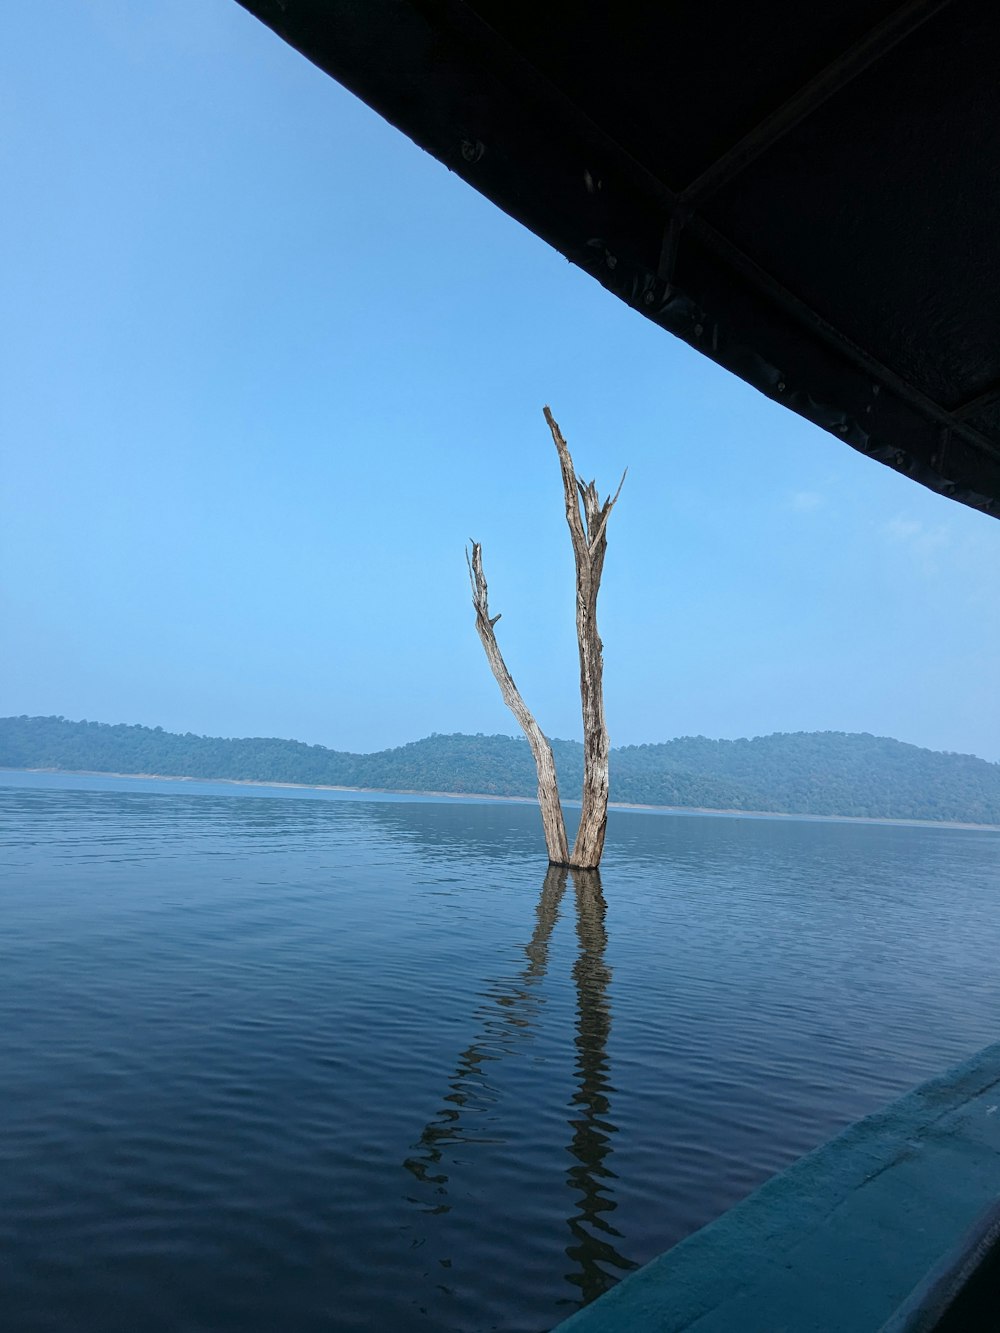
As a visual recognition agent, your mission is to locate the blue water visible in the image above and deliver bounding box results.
[1,771,998,1331]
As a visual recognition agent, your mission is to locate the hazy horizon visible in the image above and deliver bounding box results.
[5,711,997,765]
[3,4,999,763]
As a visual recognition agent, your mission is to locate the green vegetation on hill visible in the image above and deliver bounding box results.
[2,715,999,824]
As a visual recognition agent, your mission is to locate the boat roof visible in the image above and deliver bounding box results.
[236,0,1000,517]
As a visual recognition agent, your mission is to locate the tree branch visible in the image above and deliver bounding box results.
[587,468,628,556]
[466,541,570,866]
[544,405,588,559]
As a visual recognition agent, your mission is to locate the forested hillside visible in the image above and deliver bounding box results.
[2,715,999,824]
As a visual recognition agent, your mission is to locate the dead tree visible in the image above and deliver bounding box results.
[468,407,624,869]
[546,408,625,868]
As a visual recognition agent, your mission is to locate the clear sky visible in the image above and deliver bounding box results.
[2,2,998,761]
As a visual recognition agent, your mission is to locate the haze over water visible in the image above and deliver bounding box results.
[2,771,998,1332]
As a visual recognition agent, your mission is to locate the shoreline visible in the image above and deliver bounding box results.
[4,766,999,832]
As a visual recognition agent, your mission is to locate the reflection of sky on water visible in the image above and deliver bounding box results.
[2,772,999,1331]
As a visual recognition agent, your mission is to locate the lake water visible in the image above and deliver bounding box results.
[2,771,998,1332]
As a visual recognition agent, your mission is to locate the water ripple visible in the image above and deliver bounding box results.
[1,774,998,1330]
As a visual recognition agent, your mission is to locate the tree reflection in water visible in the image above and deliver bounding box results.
[404,866,635,1305]
[565,868,637,1302]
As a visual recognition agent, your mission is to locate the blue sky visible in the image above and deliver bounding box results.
[3,1,998,760]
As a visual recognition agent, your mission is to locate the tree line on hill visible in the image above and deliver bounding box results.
[2,715,999,825]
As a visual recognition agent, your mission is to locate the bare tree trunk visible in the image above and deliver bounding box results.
[467,542,570,865]
[544,408,625,870]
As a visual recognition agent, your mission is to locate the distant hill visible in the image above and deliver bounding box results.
[2,715,999,824]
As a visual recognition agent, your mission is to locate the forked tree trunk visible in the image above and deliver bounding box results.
[468,408,624,870]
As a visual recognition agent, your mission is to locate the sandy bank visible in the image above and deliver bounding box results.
[5,767,999,831]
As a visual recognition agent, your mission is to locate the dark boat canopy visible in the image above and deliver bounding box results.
[238,0,1000,517]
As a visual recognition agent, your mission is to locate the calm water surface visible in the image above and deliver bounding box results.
[1,771,998,1332]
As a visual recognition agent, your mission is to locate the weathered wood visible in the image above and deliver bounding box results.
[467,409,622,869]
[544,407,625,869]
[466,542,571,865]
